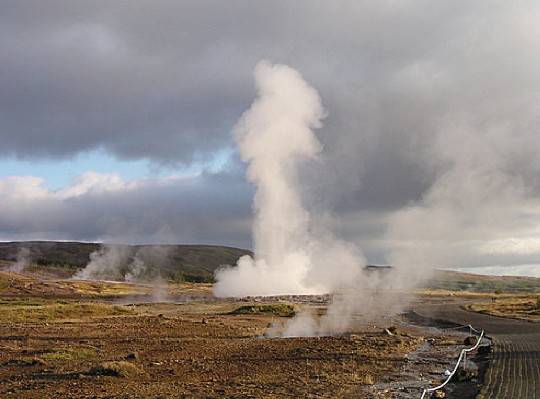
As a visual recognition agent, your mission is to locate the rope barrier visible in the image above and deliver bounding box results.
[390,316,480,337]
[419,328,485,399]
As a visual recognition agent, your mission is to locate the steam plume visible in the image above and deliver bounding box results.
[73,244,132,281]
[385,124,531,283]
[7,247,30,273]
[214,61,365,298]
[73,244,169,283]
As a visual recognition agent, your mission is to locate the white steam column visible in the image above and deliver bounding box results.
[214,61,364,298]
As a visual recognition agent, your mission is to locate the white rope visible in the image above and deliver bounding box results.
[419,328,484,399]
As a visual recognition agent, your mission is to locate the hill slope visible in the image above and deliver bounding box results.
[427,270,539,294]
[0,241,251,281]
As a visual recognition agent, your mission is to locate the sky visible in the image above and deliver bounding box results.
[1,1,540,277]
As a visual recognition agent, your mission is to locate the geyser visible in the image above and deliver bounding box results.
[214,61,366,298]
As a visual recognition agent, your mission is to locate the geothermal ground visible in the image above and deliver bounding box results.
[0,270,538,399]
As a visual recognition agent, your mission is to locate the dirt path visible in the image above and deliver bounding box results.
[413,303,540,399]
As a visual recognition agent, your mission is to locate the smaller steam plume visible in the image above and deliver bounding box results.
[73,244,170,283]
[7,247,30,273]
[73,245,131,281]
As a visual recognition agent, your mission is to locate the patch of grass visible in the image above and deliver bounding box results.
[40,348,95,362]
[68,280,142,296]
[465,297,539,322]
[0,297,47,306]
[0,302,134,323]
[89,361,144,378]
[228,303,297,317]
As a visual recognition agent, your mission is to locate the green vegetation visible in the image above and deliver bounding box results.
[229,303,297,317]
[0,241,100,269]
[465,297,540,322]
[0,302,134,323]
[0,274,6,291]
[166,270,215,283]
[0,297,46,306]
[0,241,250,281]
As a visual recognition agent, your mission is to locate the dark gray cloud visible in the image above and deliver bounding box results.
[1,1,540,272]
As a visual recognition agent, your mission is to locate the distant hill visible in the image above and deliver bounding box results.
[426,270,539,294]
[0,241,251,282]
[1,242,537,293]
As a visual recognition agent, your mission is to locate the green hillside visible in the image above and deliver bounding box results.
[426,270,539,294]
[0,241,251,282]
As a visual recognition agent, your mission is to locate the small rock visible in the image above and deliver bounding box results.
[431,390,446,398]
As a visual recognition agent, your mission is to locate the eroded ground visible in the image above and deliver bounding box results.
[1,271,512,399]
[0,294,426,399]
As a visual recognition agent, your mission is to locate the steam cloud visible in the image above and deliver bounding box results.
[7,247,30,273]
[385,120,537,283]
[73,244,169,283]
[214,61,366,298]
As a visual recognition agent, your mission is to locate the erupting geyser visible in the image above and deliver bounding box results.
[214,61,365,298]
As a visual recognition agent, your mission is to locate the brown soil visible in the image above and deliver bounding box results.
[0,275,423,399]
[0,270,213,299]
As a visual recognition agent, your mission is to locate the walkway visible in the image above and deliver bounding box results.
[413,303,540,399]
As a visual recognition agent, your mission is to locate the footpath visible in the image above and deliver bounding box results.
[413,303,540,399]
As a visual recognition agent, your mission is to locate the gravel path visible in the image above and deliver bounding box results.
[413,303,540,399]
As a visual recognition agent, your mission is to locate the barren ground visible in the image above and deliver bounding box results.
[0,271,430,399]
[3,270,535,398]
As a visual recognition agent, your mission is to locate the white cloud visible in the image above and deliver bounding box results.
[57,172,134,198]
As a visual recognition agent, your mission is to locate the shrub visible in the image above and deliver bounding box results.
[89,361,143,378]
[183,272,215,283]
[229,304,297,317]
[0,302,134,323]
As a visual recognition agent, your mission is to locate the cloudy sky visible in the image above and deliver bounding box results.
[1,1,540,277]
